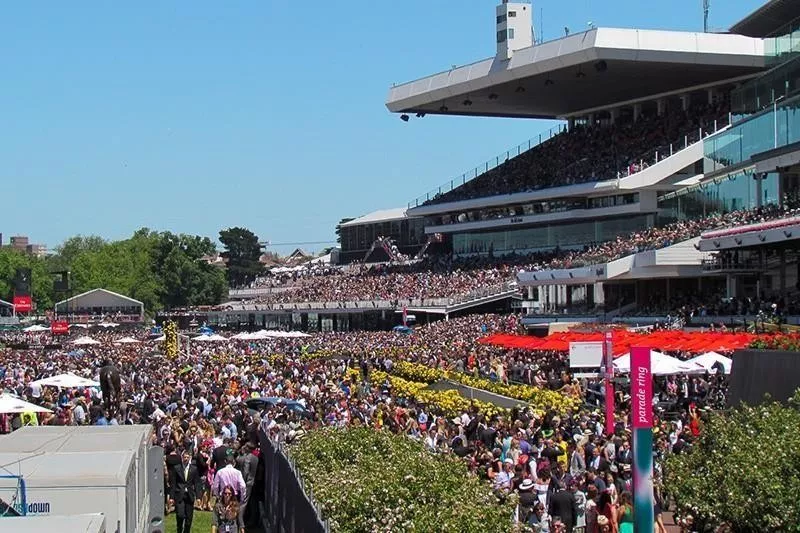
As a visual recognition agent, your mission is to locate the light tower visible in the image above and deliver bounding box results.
[496,0,533,60]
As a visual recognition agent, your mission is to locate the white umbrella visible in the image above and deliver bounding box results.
[686,352,733,374]
[30,372,100,388]
[23,324,50,333]
[0,394,53,414]
[113,337,141,344]
[69,323,89,329]
[231,332,254,340]
[193,334,227,342]
[613,351,696,375]
[152,335,166,342]
[95,322,120,328]
[71,336,101,345]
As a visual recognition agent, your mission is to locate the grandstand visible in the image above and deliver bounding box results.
[196,0,800,332]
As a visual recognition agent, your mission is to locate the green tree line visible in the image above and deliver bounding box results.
[0,227,265,315]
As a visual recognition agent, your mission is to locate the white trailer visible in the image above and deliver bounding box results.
[0,425,162,533]
[1,512,106,533]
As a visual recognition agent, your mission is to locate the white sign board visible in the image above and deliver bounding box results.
[569,341,604,368]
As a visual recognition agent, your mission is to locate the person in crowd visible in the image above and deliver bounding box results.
[169,448,201,533]
[212,485,244,533]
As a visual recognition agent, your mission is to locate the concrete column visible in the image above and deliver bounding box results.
[656,98,665,116]
[755,173,765,208]
[707,88,715,105]
[610,108,619,125]
[726,275,737,299]
[633,104,642,122]
[568,117,575,130]
[588,113,595,125]
[780,249,787,295]
[681,94,690,111]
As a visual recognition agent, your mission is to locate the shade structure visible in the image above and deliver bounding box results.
[193,333,227,342]
[686,351,733,374]
[71,336,101,345]
[113,337,140,344]
[0,394,53,414]
[30,372,100,388]
[479,331,756,355]
[95,322,119,328]
[152,335,166,342]
[69,323,89,329]
[613,351,699,375]
[23,324,50,333]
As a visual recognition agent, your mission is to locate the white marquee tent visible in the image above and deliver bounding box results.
[613,351,701,375]
[30,372,100,388]
[686,351,733,374]
[0,394,53,414]
[113,337,140,344]
[71,336,101,346]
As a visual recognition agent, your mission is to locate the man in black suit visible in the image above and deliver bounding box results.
[548,484,579,533]
[169,448,200,533]
[238,442,260,525]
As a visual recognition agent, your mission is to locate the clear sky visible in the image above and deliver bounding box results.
[0,0,762,255]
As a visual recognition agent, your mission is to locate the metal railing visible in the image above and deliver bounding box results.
[407,124,567,208]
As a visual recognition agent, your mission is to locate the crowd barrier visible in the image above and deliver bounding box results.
[258,431,328,533]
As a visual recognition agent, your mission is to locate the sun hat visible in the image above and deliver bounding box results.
[519,479,535,491]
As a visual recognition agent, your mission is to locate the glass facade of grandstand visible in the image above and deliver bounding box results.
[706,93,800,169]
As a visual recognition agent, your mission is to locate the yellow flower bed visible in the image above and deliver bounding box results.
[392,361,581,415]
[347,368,508,419]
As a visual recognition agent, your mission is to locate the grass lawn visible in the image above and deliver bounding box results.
[164,510,213,533]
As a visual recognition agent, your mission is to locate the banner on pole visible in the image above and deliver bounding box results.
[13,296,32,313]
[630,346,654,532]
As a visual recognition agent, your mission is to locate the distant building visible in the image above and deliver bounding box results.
[0,234,47,258]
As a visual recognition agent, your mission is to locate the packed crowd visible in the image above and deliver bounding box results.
[425,103,728,205]
[0,313,732,532]
[224,203,794,313]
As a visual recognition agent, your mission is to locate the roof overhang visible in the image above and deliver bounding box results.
[730,0,800,38]
[698,217,800,251]
[386,28,765,119]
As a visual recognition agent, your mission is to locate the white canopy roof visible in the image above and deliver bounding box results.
[686,351,733,374]
[71,336,101,345]
[95,322,119,328]
[613,351,700,375]
[0,394,53,414]
[113,337,140,344]
[23,324,49,333]
[152,335,166,342]
[193,333,228,342]
[235,330,311,340]
[30,372,100,388]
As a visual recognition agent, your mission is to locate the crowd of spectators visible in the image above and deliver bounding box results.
[425,102,728,205]
[0,313,731,531]
[225,203,794,310]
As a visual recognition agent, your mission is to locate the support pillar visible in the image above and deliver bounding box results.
[610,108,619,125]
[633,103,642,122]
[726,275,737,299]
[680,94,690,111]
[656,98,665,116]
[707,88,715,105]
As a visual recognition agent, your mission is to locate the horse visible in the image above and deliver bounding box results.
[99,359,121,417]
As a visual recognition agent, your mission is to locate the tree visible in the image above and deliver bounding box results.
[665,390,800,532]
[0,248,54,310]
[335,218,355,245]
[218,227,264,287]
[291,427,513,533]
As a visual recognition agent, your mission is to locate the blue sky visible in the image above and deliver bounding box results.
[0,0,761,255]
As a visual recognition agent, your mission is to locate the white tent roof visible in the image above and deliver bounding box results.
[686,351,733,374]
[95,322,119,328]
[113,336,140,344]
[193,333,227,342]
[30,372,100,388]
[0,394,53,414]
[23,324,50,333]
[613,351,699,375]
[152,335,166,342]
[71,336,101,345]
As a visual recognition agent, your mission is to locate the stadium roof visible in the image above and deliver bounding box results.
[339,207,410,228]
[730,0,799,38]
[386,28,765,119]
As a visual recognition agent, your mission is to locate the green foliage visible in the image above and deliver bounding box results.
[218,227,264,287]
[290,427,513,533]
[0,248,54,309]
[0,229,227,314]
[665,391,800,532]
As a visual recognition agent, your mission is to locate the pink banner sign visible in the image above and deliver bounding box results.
[631,347,652,429]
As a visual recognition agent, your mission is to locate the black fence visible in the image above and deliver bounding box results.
[729,349,800,406]
[258,431,328,533]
